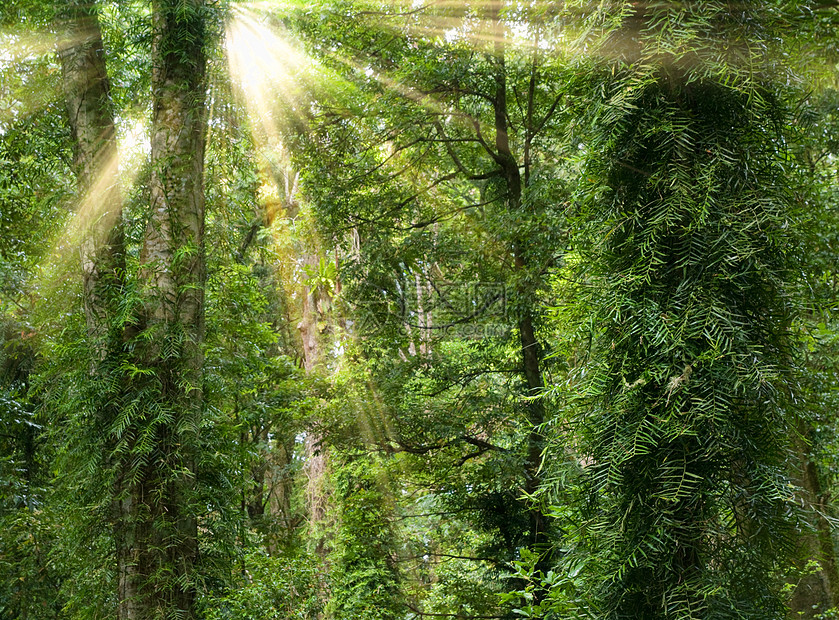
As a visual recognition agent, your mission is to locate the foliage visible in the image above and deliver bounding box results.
[0,1,838,618]
[325,454,403,620]
[203,549,322,620]
[559,2,808,616]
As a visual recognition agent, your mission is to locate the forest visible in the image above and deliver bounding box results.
[1,0,839,618]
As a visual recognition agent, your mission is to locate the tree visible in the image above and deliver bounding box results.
[789,86,839,619]
[57,0,124,352]
[116,0,211,615]
[566,2,806,616]
[41,0,214,615]
[280,4,571,609]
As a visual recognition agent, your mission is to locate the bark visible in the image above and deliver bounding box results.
[266,437,297,539]
[298,256,322,374]
[304,431,330,555]
[57,0,125,352]
[298,253,332,556]
[121,1,208,616]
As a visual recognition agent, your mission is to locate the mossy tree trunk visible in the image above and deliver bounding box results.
[57,3,137,616]
[119,0,209,616]
[789,424,839,618]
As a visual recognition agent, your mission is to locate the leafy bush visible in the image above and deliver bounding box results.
[203,549,322,620]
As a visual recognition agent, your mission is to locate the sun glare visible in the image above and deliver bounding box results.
[225,5,317,146]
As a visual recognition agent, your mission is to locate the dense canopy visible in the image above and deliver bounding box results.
[2,1,839,619]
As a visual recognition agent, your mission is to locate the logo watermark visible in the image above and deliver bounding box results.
[352,280,511,340]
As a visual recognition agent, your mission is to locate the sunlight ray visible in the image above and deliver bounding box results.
[224,2,358,260]
[225,5,317,146]
[34,117,148,303]
[0,28,102,132]
[240,0,796,71]
[0,28,88,64]
[226,7,412,490]
[72,118,146,239]
[0,81,63,132]
[321,47,503,157]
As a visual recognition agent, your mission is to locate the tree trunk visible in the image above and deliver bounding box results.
[489,0,548,557]
[298,253,332,557]
[57,0,124,353]
[266,436,297,543]
[121,0,208,616]
[56,4,138,617]
[789,422,839,618]
[298,256,323,374]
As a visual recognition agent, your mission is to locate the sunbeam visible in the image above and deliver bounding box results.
[0,29,75,130]
[0,26,116,133]
[0,28,89,64]
[224,2,345,283]
[33,117,148,307]
[225,5,318,145]
[225,3,415,496]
